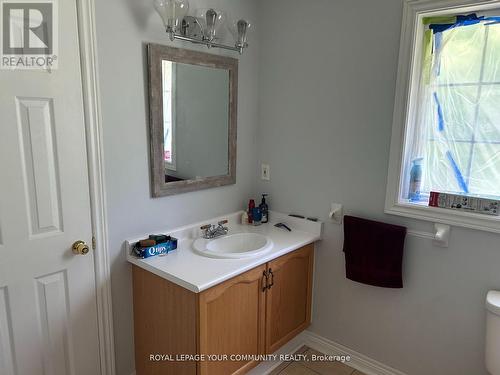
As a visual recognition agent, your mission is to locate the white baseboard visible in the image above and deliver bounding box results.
[247,334,308,375]
[130,331,407,375]
[250,330,407,375]
[301,331,407,375]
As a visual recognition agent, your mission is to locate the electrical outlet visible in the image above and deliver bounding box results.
[261,164,270,181]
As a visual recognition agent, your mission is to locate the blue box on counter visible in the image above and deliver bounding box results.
[133,237,178,259]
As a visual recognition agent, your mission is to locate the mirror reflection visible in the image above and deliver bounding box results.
[161,60,230,183]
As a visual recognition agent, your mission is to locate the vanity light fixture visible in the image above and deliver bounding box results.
[153,0,251,54]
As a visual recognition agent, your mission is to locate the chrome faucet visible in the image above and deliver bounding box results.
[200,220,229,239]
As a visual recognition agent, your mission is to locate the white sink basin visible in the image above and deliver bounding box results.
[193,233,273,259]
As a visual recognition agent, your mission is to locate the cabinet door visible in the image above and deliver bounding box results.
[265,244,314,353]
[199,264,267,375]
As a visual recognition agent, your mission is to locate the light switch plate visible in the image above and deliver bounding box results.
[261,164,270,181]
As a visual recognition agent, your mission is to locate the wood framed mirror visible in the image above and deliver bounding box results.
[147,44,238,197]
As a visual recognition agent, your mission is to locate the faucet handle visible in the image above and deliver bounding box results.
[218,220,228,226]
[200,224,212,231]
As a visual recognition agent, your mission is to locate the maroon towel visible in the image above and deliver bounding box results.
[343,216,406,288]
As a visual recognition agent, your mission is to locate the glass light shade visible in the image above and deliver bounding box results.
[228,19,251,47]
[154,0,189,32]
[196,8,226,41]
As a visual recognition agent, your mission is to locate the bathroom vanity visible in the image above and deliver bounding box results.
[127,212,322,375]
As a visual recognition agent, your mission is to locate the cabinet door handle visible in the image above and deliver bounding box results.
[267,269,274,290]
[262,270,268,292]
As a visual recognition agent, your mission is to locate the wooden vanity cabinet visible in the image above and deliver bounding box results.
[265,244,314,353]
[132,244,314,375]
[198,264,267,375]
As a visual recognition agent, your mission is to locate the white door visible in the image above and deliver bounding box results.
[0,0,101,374]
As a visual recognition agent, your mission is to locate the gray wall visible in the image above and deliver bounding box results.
[94,1,259,374]
[256,0,500,374]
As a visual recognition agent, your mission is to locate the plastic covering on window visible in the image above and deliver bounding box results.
[405,13,500,202]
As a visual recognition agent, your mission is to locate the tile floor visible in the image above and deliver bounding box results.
[269,346,366,375]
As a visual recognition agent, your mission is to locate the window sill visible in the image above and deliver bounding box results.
[385,201,500,234]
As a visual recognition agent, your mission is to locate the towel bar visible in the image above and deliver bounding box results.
[407,223,450,247]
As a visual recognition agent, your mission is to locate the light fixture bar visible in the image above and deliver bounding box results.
[169,32,245,54]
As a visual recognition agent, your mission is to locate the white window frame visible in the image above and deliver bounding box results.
[163,61,177,172]
[385,0,500,233]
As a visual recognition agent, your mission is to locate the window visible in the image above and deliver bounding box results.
[162,60,176,171]
[386,0,500,232]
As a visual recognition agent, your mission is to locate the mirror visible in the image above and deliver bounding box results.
[147,44,238,197]
[162,61,229,180]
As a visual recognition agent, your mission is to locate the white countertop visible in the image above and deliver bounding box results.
[125,211,323,293]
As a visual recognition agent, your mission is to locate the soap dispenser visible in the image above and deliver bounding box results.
[260,194,269,223]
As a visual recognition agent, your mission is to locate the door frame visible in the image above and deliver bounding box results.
[76,1,116,374]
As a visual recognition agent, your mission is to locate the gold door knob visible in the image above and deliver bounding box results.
[72,240,90,255]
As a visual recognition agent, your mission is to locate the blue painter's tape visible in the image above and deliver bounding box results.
[484,17,500,25]
[429,14,483,34]
[446,151,469,193]
[433,92,445,132]
[434,33,443,76]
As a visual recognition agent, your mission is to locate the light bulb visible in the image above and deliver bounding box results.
[196,8,226,42]
[228,19,251,48]
[154,0,189,33]
[176,0,189,20]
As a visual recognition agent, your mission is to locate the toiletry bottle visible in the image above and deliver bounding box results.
[241,211,249,225]
[409,158,423,202]
[259,194,269,223]
[252,207,262,226]
[248,199,255,224]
